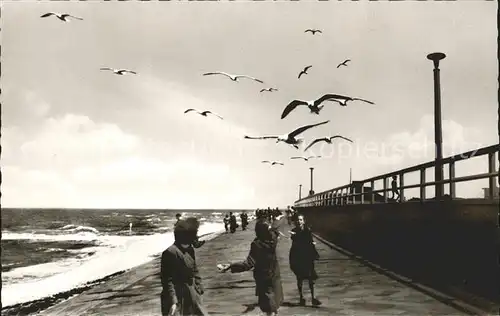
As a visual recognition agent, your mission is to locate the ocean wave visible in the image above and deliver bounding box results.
[60,225,99,234]
[2,232,99,242]
[1,221,224,307]
[43,248,64,253]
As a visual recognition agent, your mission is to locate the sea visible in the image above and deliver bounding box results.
[1,208,241,308]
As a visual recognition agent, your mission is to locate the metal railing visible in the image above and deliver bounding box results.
[294,144,499,208]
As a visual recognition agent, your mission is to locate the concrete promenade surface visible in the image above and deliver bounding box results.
[38,219,466,316]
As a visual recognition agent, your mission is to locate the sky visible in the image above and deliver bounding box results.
[1,1,498,209]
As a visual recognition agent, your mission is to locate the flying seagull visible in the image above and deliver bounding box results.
[298,66,312,79]
[244,120,330,149]
[260,88,278,93]
[281,93,355,119]
[100,68,137,75]
[290,155,321,162]
[184,109,223,119]
[305,29,322,35]
[337,59,351,68]
[203,72,264,83]
[40,12,83,22]
[328,95,375,107]
[304,135,354,152]
[262,161,284,166]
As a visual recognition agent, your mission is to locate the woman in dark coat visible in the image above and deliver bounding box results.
[219,217,284,316]
[289,214,321,306]
[161,217,209,316]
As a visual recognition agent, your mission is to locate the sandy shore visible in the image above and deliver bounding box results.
[21,219,467,315]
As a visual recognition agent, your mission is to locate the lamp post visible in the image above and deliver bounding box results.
[309,167,315,196]
[427,52,446,200]
[299,184,302,200]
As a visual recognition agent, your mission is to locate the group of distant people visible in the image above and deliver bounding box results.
[255,207,283,222]
[222,211,249,233]
[161,209,321,316]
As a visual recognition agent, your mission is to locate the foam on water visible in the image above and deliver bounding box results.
[1,222,224,307]
[2,232,99,242]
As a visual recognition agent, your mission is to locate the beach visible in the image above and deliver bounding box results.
[1,208,230,313]
[19,217,468,316]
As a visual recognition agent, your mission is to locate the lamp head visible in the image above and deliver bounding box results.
[427,52,446,69]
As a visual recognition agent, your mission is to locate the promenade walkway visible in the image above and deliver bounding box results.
[38,219,465,315]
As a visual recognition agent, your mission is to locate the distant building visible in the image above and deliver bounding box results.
[483,185,499,199]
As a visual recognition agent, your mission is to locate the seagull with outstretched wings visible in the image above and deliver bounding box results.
[281,93,374,119]
[262,160,284,166]
[100,68,137,75]
[260,88,278,93]
[184,109,223,119]
[298,65,312,79]
[337,59,351,68]
[244,120,330,149]
[305,29,322,35]
[203,72,264,83]
[290,155,321,162]
[304,135,353,152]
[40,12,83,22]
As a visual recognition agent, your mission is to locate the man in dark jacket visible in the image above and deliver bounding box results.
[161,217,208,316]
[174,214,205,248]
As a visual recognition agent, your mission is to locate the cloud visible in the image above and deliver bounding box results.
[2,88,52,129]
[337,115,494,199]
[16,114,141,170]
[2,113,256,208]
[304,114,487,166]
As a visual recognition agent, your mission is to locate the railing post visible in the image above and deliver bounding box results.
[449,161,456,199]
[360,182,365,204]
[488,152,497,200]
[370,180,375,204]
[351,186,355,205]
[399,172,405,202]
[383,178,388,203]
[420,168,426,201]
[347,186,351,205]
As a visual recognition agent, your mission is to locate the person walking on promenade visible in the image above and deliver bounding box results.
[289,214,321,306]
[391,175,400,202]
[229,212,238,233]
[223,214,230,233]
[161,217,208,316]
[286,207,293,225]
[240,212,249,231]
[174,214,205,248]
[218,215,285,316]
